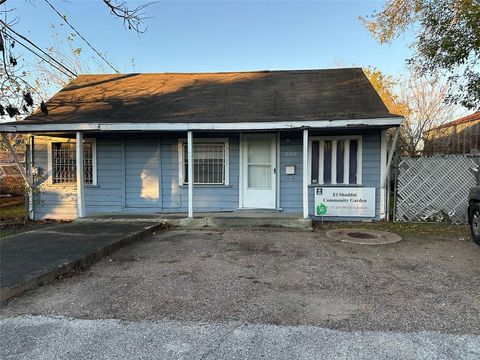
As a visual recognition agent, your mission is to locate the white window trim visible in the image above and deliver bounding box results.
[178,138,230,186]
[47,138,97,186]
[308,135,362,186]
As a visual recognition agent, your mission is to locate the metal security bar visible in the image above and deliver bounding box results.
[183,143,225,184]
[52,142,93,184]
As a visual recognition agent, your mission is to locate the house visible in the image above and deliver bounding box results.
[0,151,25,196]
[423,111,480,155]
[0,68,403,221]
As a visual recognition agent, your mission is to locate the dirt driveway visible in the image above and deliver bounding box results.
[2,227,479,334]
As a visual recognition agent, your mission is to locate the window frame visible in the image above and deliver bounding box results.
[47,138,97,186]
[308,135,362,186]
[178,138,230,186]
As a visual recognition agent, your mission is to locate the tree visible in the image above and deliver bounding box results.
[0,0,153,120]
[396,70,462,155]
[363,66,462,156]
[363,66,406,115]
[361,0,480,110]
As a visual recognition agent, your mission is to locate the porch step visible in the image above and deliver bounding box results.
[168,217,313,231]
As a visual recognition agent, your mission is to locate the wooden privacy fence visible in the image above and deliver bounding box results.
[395,155,479,224]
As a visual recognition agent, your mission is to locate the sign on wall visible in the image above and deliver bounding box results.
[314,187,376,217]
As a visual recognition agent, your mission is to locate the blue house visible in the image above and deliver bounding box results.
[0,68,402,221]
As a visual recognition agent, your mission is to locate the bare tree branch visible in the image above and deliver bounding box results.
[101,0,156,33]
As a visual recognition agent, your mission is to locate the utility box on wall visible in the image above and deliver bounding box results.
[285,165,295,175]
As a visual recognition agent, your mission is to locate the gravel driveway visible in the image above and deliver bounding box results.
[2,228,479,334]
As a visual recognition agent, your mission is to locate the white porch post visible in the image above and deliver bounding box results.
[27,135,34,220]
[187,130,193,219]
[379,129,387,220]
[303,129,309,219]
[76,131,85,218]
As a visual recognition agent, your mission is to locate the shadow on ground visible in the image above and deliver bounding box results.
[1,228,479,335]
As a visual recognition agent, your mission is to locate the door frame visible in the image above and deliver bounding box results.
[239,132,278,209]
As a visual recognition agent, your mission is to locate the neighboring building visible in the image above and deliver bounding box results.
[0,152,25,196]
[423,111,480,155]
[0,68,403,220]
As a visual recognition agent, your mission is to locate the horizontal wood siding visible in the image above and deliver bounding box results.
[33,130,380,220]
[32,138,78,219]
[84,136,124,214]
[125,136,160,208]
[279,132,303,213]
[160,132,239,212]
[279,130,382,220]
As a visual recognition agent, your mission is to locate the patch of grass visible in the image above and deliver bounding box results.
[313,221,470,240]
[0,204,25,221]
[0,220,69,238]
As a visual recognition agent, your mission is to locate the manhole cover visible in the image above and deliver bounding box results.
[346,232,376,239]
[325,228,402,245]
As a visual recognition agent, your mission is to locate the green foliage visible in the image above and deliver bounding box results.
[362,0,480,110]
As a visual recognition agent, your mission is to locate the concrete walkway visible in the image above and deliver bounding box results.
[0,219,163,303]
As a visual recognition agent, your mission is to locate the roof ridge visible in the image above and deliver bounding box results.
[76,67,364,77]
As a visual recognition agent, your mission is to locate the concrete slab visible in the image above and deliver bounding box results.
[0,219,164,303]
[87,211,313,231]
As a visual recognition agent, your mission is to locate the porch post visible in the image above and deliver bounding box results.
[303,129,309,219]
[187,130,193,219]
[380,129,387,220]
[27,135,34,220]
[76,131,85,218]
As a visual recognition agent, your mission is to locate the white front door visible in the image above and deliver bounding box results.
[242,134,276,209]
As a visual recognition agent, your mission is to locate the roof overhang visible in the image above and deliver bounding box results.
[0,117,403,133]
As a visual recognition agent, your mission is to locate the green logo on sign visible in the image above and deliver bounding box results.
[316,203,327,216]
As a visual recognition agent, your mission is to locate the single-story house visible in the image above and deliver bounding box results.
[0,68,403,221]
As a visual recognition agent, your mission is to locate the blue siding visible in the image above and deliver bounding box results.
[125,136,160,208]
[309,130,381,220]
[160,133,240,212]
[279,133,303,213]
[32,138,77,219]
[85,136,124,214]
[32,130,382,221]
[279,130,381,220]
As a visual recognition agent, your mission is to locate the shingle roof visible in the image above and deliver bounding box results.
[13,68,399,125]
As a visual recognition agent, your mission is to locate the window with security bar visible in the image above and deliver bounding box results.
[52,142,95,184]
[181,141,228,185]
[310,137,362,185]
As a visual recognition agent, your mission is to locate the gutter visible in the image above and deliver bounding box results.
[0,117,404,133]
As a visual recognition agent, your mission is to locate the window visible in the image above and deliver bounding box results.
[179,139,229,185]
[50,140,96,185]
[309,137,362,185]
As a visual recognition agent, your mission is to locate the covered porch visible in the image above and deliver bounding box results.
[18,129,314,221]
